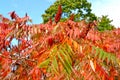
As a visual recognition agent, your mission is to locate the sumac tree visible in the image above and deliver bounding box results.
[0,10,120,80]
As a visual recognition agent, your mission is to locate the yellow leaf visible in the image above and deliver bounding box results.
[90,60,95,72]
[79,46,83,53]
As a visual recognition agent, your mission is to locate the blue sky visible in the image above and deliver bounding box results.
[0,0,120,27]
[88,0,120,28]
[0,0,55,24]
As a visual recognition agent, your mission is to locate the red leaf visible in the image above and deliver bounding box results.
[9,11,17,19]
[0,56,2,61]
[96,63,109,80]
[86,29,101,41]
[47,36,54,46]
[0,15,9,22]
[69,14,74,21]
[5,41,10,46]
[0,23,8,29]
[110,67,118,77]
[47,17,52,25]
[29,67,41,80]
[3,51,9,57]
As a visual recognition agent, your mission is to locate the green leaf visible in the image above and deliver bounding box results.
[107,53,111,63]
[51,56,59,74]
[99,49,104,59]
[102,52,107,61]
[57,52,71,74]
[95,47,99,57]
[65,43,74,56]
[47,66,52,73]
[110,54,116,63]
[60,46,72,65]
[49,45,57,57]
[38,59,50,68]
[59,49,72,70]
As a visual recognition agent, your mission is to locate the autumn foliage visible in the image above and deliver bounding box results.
[0,8,120,80]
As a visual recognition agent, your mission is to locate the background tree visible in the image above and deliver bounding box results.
[42,0,97,23]
[97,15,115,31]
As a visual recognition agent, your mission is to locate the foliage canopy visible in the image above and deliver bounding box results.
[97,15,115,31]
[42,0,97,23]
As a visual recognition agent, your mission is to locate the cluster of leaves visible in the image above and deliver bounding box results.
[0,10,120,80]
